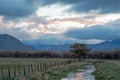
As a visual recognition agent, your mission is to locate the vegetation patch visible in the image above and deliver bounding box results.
[0,58,90,80]
[43,62,89,80]
[93,60,120,80]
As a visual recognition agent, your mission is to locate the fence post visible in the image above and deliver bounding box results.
[34,64,36,73]
[8,65,11,78]
[0,66,4,79]
[37,64,40,72]
[28,65,31,74]
[31,64,33,73]
[18,64,21,75]
[14,65,17,77]
[40,63,42,71]
[23,66,26,75]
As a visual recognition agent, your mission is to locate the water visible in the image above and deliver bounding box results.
[61,65,95,80]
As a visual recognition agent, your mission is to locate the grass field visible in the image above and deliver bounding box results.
[0,58,120,80]
[93,60,120,80]
[0,58,89,80]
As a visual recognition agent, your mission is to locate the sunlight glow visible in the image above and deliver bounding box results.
[36,4,73,19]
[95,14,120,23]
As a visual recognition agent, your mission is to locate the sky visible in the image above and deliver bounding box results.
[0,0,120,45]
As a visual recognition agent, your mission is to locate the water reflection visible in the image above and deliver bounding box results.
[61,65,95,80]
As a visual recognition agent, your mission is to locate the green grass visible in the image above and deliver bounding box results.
[93,60,120,80]
[1,58,120,80]
[0,58,86,80]
[0,58,70,64]
[43,62,89,80]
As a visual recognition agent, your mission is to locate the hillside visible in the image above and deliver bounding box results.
[29,39,120,51]
[0,34,35,51]
[89,39,120,51]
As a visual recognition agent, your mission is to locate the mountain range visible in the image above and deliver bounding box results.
[0,34,120,51]
[25,39,120,51]
[0,34,35,51]
[89,39,120,51]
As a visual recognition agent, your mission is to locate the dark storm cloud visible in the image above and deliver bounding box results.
[0,0,38,17]
[39,0,80,5]
[72,0,120,13]
[0,0,76,18]
[40,0,120,13]
[65,21,120,40]
[0,0,119,18]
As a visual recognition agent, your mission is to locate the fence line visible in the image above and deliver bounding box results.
[0,60,77,79]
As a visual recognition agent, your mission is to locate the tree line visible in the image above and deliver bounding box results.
[88,50,120,59]
[0,43,120,59]
[0,50,60,58]
[0,43,89,59]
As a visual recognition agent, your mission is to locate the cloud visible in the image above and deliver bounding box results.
[36,3,73,19]
[70,0,120,13]
[38,0,120,13]
[65,20,120,40]
[1,9,120,41]
[24,34,104,45]
[0,0,38,18]
[0,0,120,45]
[38,0,80,5]
[0,0,79,18]
[0,0,120,19]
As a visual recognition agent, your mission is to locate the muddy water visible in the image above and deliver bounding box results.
[61,65,95,80]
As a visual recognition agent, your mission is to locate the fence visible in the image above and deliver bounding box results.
[0,59,78,79]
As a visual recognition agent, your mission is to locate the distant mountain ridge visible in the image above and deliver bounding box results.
[0,34,35,51]
[3,33,119,51]
[27,39,120,51]
[89,39,120,51]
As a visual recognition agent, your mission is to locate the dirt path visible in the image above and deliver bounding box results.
[61,65,95,80]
